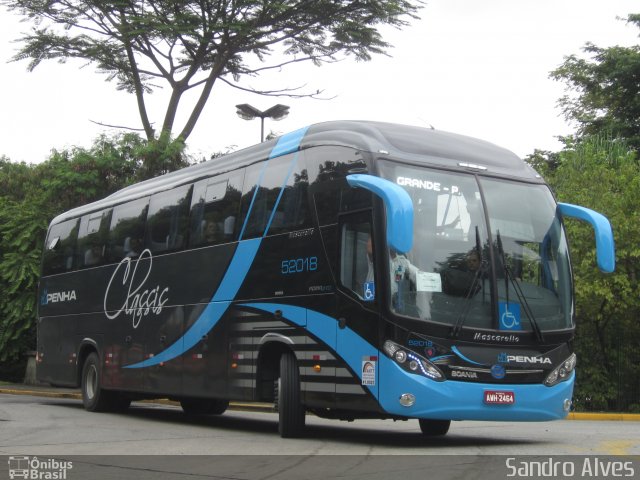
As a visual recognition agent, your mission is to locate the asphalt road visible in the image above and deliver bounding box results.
[0,393,638,479]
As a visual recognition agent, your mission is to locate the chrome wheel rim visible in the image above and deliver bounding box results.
[86,364,98,400]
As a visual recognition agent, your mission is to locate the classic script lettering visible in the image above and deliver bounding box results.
[104,249,169,328]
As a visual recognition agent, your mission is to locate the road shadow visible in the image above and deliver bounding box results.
[44,398,547,450]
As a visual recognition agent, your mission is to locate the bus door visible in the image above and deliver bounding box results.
[336,212,380,407]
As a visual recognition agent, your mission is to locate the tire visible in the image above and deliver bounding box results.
[418,418,451,436]
[180,398,229,416]
[277,352,305,438]
[81,352,128,412]
[208,399,229,415]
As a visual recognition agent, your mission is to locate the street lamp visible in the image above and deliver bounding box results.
[235,103,290,142]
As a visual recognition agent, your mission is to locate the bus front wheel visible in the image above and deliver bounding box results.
[81,352,130,412]
[418,418,451,436]
[277,352,305,438]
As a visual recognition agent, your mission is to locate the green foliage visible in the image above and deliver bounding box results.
[546,15,640,410]
[0,200,47,361]
[551,15,640,151]
[132,134,189,181]
[0,133,181,366]
[2,0,422,142]
[542,135,640,411]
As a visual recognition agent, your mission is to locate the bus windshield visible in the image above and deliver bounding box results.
[378,161,573,334]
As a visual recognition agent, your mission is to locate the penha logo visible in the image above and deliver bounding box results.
[41,289,77,305]
[498,352,552,365]
[104,249,169,329]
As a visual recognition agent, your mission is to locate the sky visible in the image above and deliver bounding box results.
[0,0,638,164]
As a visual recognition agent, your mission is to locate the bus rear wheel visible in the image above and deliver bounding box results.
[81,352,130,412]
[418,418,451,436]
[180,398,229,415]
[276,352,305,438]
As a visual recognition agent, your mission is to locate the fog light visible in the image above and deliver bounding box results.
[399,393,415,407]
[563,398,572,412]
[409,360,419,371]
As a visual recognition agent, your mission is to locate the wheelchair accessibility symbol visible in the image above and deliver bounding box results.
[499,302,521,330]
[363,281,375,302]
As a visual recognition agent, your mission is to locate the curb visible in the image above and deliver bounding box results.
[566,412,640,421]
[0,387,81,400]
[2,386,639,420]
[0,386,274,413]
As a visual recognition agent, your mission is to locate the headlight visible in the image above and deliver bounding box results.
[383,340,444,381]
[395,350,407,363]
[544,353,576,387]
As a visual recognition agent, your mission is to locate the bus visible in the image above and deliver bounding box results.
[37,121,615,437]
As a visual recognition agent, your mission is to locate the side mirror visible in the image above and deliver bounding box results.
[558,203,615,273]
[346,174,414,254]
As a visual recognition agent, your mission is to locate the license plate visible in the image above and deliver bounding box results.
[484,390,515,405]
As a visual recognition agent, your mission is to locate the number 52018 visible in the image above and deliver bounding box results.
[281,257,318,274]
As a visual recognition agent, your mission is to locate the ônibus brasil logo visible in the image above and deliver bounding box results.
[8,456,73,479]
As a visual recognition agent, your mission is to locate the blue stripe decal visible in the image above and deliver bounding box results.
[270,126,309,158]
[263,152,300,237]
[238,161,270,241]
[124,127,309,369]
[238,126,309,241]
[429,355,454,362]
[239,302,380,398]
[125,239,260,368]
[451,345,485,366]
[239,303,574,421]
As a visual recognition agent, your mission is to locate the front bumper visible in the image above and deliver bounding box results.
[379,358,574,421]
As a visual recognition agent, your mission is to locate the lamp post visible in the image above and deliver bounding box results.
[235,103,290,142]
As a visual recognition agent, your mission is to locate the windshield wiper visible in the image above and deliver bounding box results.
[450,226,487,338]
[496,231,544,343]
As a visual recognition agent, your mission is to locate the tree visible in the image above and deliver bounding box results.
[0,134,144,367]
[0,198,47,364]
[540,135,640,412]
[3,0,421,144]
[551,14,640,151]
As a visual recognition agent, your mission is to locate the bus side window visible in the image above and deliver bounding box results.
[107,197,150,262]
[239,159,279,239]
[340,219,375,302]
[189,170,244,247]
[239,154,310,239]
[42,218,80,276]
[268,160,309,236]
[305,146,369,226]
[146,184,192,254]
[77,209,112,268]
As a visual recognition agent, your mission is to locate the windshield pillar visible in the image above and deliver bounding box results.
[475,177,500,330]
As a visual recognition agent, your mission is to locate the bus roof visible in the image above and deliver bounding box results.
[51,121,541,225]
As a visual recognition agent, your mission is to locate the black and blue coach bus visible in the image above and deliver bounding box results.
[37,121,615,437]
